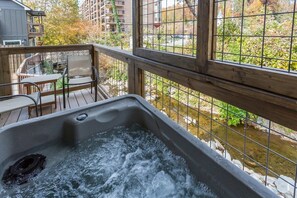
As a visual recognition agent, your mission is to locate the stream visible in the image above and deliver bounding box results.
[150,92,297,179]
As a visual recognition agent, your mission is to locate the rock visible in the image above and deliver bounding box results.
[201,139,207,145]
[101,85,110,93]
[215,139,225,151]
[118,85,125,91]
[267,185,279,195]
[266,176,276,186]
[244,159,258,168]
[232,159,243,170]
[170,87,177,96]
[223,150,232,161]
[215,149,223,156]
[208,141,217,151]
[184,116,192,124]
[183,116,197,125]
[274,175,295,197]
[160,108,168,116]
[244,167,254,175]
[250,173,263,183]
[145,94,158,101]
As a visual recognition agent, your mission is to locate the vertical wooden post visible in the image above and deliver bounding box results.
[197,0,212,73]
[135,66,145,97]
[128,60,136,94]
[94,50,99,69]
[0,51,12,95]
[90,46,96,66]
[212,1,218,61]
[127,60,145,97]
[132,0,142,55]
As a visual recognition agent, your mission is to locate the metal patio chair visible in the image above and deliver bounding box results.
[62,55,98,108]
[0,82,42,117]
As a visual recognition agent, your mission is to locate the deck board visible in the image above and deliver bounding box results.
[81,89,95,104]
[0,88,104,128]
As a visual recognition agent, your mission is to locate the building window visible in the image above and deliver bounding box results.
[3,40,22,46]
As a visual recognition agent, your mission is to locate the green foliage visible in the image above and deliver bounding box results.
[55,78,64,90]
[108,67,128,82]
[98,32,131,50]
[24,0,90,45]
[219,102,247,126]
[42,60,53,74]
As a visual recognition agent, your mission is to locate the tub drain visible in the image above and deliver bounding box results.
[2,154,46,186]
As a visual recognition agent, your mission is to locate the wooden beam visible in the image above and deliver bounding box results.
[0,44,93,54]
[134,60,297,131]
[134,48,197,71]
[128,60,136,94]
[132,0,141,55]
[135,66,145,97]
[94,45,297,130]
[197,0,211,73]
[207,61,297,99]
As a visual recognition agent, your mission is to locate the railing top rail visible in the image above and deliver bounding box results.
[0,44,93,55]
[0,43,296,130]
[94,44,297,131]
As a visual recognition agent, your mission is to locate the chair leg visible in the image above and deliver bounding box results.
[91,83,93,94]
[35,105,39,117]
[63,83,66,109]
[95,81,98,102]
[39,102,42,116]
[28,107,31,118]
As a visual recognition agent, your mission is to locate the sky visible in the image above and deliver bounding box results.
[78,0,83,6]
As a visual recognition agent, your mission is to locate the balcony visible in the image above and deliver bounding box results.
[27,10,45,38]
[104,0,125,7]
[0,43,297,197]
[27,23,44,38]
[2,0,297,196]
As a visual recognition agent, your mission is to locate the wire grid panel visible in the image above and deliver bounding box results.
[213,0,297,73]
[98,53,128,97]
[10,50,90,94]
[140,0,198,56]
[144,71,297,197]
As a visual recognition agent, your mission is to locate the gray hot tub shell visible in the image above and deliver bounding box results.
[0,95,276,198]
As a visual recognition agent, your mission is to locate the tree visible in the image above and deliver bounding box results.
[24,0,92,45]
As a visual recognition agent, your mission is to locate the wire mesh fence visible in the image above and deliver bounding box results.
[98,53,128,97]
[140,0,198,56]
[213,0,297,73]
[8,50,89,94]
[144,71,297,197]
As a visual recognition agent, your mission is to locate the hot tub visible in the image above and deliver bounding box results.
[0,95,276,197]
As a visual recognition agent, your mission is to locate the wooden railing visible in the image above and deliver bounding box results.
[93,44,297,132]
[0,44,93,96]
[1,44,297,132]
[1,44,297,195]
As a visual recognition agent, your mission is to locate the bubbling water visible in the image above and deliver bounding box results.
[0,125,217,198]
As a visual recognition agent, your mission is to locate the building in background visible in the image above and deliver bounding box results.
[80,0,132,34]
[0,0,45,46]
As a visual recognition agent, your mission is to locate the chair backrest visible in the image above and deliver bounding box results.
[67,55,92,78]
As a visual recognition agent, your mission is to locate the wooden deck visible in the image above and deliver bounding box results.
[0,89,105,128]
